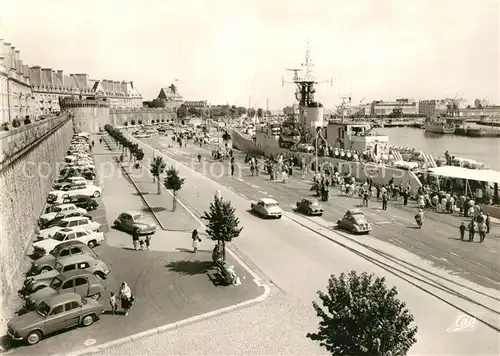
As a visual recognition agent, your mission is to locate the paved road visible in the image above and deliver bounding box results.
[115,134,500,355]
[145,135,500,289]
[2,141,263,355]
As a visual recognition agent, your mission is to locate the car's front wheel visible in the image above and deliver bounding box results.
[26,330,42,345]
[82,314,95,327]
[87,240,97,248]
[40,266,51,274]
[93,191,101,198]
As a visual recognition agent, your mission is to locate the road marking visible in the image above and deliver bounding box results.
[449,252,459,256]
[249,184,260,189]
[440,257,448,261]
[393,221,404,226]
[258,190,268,195]
[84,339,96,346]
[268,194,273,197]
[377,221,392,224]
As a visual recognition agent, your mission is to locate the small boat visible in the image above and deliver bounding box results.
[424,116,456,134]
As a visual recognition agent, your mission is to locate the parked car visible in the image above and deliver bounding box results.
[22,254,110,295]
[7,293,104,345]
[29,241,97,275]
[52,177,87,190]
[62,195,99,211]
[25,271,106,310]
[46,183,102,204]
[295,199,324,216]
[40,204,87,224]
[37,217,101,240]
[337,209,372,234]
[59,168,95,181]
[32,228,105,257]
[250,198,282,219]
[113,211,157,235]
[39,210,90,229]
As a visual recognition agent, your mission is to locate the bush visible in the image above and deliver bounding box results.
[307,271,417,356]
[151,120,156,124]
[138,119,143,125]
[2,122,9,131]
[130,119,136,125]
[12,119,21,128]
[24,117,32,125]
[124,122,129,126]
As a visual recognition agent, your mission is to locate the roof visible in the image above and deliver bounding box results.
[61,216,89,222]
[44,292,82,307]
[56,253,94,265]
[57,269,95,279]
[52,240,86,249]
[428,166,500,184]
[124,210,142,215]
[57,227,89,234]
[260,198,278,204]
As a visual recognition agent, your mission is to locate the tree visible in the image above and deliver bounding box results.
[474,99,483,109]
[222,131,231,141]
[201,195,243,260]
[257,108,263,118]
[283,106,294,115]
[150,156,166,194]
[188,106,199,117]
[307,271,417,356]
[131,119,136,125]
[124,122,129,126]
[135,149,144,163]
[248,108,256,117]
[177,104,188,119]
[163,166,185,211]
[151,119,156,124]
[138,119,143,125]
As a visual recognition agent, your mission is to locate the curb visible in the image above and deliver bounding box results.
[67,282,270,356]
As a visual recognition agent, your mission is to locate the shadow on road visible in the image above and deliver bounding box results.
[132,192,150,196]
[165,260,213,275]
[142,206,167,213]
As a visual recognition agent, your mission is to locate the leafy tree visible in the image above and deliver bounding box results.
[188,106,199,117]
[201,195,243,260]
[248,108,256,117]
[163,166,185,211]
[307,271,417,356]
[177,104,188,119]
[151,119,155,124]
[237,106,247,116]
[257,108,263,118]
[283,106,294,115]
[138,119,143,125]
[474,99,483,110]
[131,119,136,125]
[222,131,231,141]
[150,156,166,194]
[124,122,129,126]
[135,148,144,163]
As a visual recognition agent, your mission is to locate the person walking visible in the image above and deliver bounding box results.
[192,229,201,253]
[478,221,487,243]
[231,162,235,176]
[382,192,388,211]
[459,222,466,241]
[109,292,118,315]
[99,138,103,145]
[402,189,409,206]
[132,230,139,251]
[468,219,476,242]
[363,190,369,207]
[485,213,491,233]
[119,282,134,316]
[145,234,152,250]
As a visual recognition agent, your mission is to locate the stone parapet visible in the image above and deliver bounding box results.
[0,114,72,171]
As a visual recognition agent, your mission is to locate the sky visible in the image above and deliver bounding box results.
[1,0,498,109]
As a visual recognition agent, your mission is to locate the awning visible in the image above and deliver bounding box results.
[428,166,500,184]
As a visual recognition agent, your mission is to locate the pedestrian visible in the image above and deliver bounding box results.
[91,140,95,147]
[478,221,487,243]
[459,222,466,241]
[145,234,151,250]
[403,190,408,206]
[109,292,118,315]
[363,190,369,207]
[485,213,490,233]
[231,163,235,176]
[192,229,201,253]
[132,230,139,251]
[382,192,388,211]
[468,220,476,242]
[139,238,145,250]
[376,184,381,199]
[99,138,103,145]
[119,282,134,316]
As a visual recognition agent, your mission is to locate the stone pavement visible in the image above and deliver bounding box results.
[126,134,500,355]
[0,138,266,355]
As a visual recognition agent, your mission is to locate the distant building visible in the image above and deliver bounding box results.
[157,85,183,109]
[183,100,207,109]
[459,106,500,118]
[371,99,418,117]
[0,40,34,124]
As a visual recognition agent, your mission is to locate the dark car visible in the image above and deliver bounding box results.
[39,211,91,229]
[337,209,372,234]
[25,270,106,310]
[28,240,97,274]
[296,199,324,216]
[62,195,99,211]
[7,293,104,345]
[59,168,95,181]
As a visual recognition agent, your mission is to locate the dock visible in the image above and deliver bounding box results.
[454,127,500,137]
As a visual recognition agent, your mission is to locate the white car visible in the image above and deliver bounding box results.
[47,183,102,204]
[39,204,87,223]
[37,216,101,240]
[32,228,105,256]
[250,198,283,218]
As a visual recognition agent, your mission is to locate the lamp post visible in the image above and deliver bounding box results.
[315,131,319,173]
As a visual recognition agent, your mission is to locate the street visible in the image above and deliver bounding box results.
[97,133,500,356]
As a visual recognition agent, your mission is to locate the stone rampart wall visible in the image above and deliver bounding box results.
[0,115,74,311]
[70,106,111,133]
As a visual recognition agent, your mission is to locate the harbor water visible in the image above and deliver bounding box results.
[377,126,500,170]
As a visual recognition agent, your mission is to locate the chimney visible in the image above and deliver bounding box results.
[41,68,54,86]
[74,74,88,90]
[14,50,20,63]
[56,70,64,85]
[15,59,23,73]
[0,56,4,69]
[2,43,13,69]
[29,66,42,86]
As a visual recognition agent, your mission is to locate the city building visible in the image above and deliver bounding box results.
[183,100,207,109]
[0,53,8,124]
[371,99,419,117]
[418,100,448,117]
[157,85,183,109]
[459,106,500,118]
[0,40,34,124]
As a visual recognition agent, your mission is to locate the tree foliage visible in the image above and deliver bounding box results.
[143,99,165,108]
[201,196,243,260]
[222,131,231,141]
[150,156,166,194]
[307,271,417,356]
[257,108,263,117]
[163,166,185,211]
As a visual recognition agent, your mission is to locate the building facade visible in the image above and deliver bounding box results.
[157,85,183,109]
[0,56,8,124]
[371,99,419,117]
[183,100,207,109]
[459,106,500,118]
[0,40,34,124]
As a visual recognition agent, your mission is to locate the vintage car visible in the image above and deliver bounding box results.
[32,228,105,257]
[58,167,95,181]
[337,209,372,234]
[22,254,110,295]
[29,241,97,275]
[62,195,99,211]
[52,176,87,190]
[7,292,104,345]
[250,198,282,219]
[25,271,106,310]
[37,216,101,240]
[295,199,324,216]
[46,182,102,204]
[38,210,91,230]
[113,211,157,235]
[40,204,87,224]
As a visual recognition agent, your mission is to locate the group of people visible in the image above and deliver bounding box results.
[460,212,491,243]
[131,231,153,251]
[109,282,134,316]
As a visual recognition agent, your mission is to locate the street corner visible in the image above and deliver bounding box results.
[3,248,268,356]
